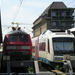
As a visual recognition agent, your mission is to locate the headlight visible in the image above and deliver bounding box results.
[21,46,30,49]
[6,46,16,49]
[3,55,10,60]
[3,55,6,60]
[7,56,10,60]
[23,51,29,54]
[63,54,70,60]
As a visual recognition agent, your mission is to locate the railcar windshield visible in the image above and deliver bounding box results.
[8,35,18,41]
[52,37,75,55]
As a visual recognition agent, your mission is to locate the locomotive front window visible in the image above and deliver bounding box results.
[19,35,29,42]
[8,35,18,41]
[52,38,75,55]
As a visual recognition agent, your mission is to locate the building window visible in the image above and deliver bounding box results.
[61,12,66,16]
[52,22,56,26]
[62,22,66,26]
[52,12,56,16]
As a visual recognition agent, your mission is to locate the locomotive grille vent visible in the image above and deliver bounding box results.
[8,51,29,55]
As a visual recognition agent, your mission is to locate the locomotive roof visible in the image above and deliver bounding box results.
[6,30,29,35]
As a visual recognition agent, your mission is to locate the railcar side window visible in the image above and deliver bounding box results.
[8,35,18,41]
[48,39,50,53]
[39,42,45,51]
[19,35,29,42]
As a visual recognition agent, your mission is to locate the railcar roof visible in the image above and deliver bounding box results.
[54,32,66,35]
[6,30,29,35]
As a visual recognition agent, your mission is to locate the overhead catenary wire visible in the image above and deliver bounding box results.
[2,25,33,32]
[24,27,32,32]
[66,0,75,6]
[12,0,23,22]
[2,25,32,28]
[71,4,75,7]
[12,0,20,22]
[2,27,9,32]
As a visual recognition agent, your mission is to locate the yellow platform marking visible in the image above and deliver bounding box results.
[52,70,66,75]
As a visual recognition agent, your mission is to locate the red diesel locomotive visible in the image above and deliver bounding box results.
[3,27,32,60]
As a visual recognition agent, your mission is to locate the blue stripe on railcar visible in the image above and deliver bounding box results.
[32,55,50,64]
[38,57,50,64]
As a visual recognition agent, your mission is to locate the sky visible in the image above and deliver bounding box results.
[1,0,75,38]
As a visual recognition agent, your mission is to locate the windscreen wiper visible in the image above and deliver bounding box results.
[56,45,64,54]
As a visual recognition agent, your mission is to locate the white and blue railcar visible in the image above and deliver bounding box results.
[32,30,75,68]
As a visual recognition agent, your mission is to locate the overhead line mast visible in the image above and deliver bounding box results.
[0,7,2,43]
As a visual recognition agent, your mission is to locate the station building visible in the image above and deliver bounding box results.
[32,2,75,37]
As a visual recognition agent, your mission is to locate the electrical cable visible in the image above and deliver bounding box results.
[66,0,75,6]
[24,27,32,32]
[12,0,23,22]
[12,0,20,22]
[71,4,75,7]
[13,0,23,22]
[2,27,9,32]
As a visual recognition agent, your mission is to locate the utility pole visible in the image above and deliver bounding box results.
[0,7,2,43]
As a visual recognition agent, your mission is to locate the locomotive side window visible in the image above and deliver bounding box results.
[19,35,29,42]
[8,35,18,41]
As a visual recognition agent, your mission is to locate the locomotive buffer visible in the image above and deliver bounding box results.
[4,60,40,73]
[0,57,52,73]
